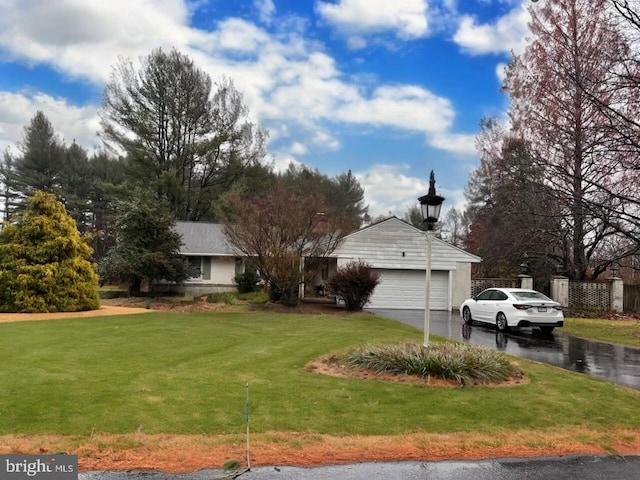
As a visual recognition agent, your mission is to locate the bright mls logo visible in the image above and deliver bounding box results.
[1,455,77,479]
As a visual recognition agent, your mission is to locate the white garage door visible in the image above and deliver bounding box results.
[366,269,449,310]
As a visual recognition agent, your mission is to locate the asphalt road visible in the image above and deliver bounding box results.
[80,455,640,480]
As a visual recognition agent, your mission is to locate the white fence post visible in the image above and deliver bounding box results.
[550,276,569,307]
[519,275,533,290]
[611,277,623,313]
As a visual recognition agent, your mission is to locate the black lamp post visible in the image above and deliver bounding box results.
[418,171,445,231]
[418,170,445,346]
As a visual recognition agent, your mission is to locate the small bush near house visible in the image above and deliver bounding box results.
[268,283,299,307]
[240,290,269,305]
[327,261,380,311]
[234,269,261,293]
[207,292,239,305]
[207,290,269,306]
[342,342,519,384]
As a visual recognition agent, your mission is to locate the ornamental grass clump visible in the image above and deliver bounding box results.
[342,342,518,384]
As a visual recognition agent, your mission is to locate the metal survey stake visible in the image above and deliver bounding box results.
[245,382,251,470]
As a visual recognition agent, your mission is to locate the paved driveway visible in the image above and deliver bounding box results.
[368,309,640,390]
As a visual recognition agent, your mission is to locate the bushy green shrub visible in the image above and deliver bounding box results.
[327,261,380,311]
[0,191,100,313]
[207,290,269,306]
[234,269,260,293]
[342,342,519,384]
[238,290,269,305]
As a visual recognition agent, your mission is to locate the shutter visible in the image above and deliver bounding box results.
[202,257,211,280]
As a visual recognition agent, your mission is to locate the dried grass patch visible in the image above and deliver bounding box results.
[0,428,637,473]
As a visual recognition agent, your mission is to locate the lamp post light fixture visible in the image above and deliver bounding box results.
[610,262,620,277]
[418,170,445,347]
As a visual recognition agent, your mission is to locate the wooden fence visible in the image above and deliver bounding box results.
[624,284,640,312]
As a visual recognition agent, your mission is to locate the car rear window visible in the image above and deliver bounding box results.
[491,291,509,300]
[511,291,552,301]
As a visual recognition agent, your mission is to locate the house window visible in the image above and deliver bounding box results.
[235,258,244,277]
[321,263,328,281]
[187,256,202,279]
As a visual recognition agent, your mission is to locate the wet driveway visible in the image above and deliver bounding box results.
[369,309,640,390]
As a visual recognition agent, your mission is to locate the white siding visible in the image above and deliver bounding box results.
[367,270,449,310]
[330,218,480,310]
[184,256,236,285]
[210,257,236,284]
[451,262,471,309]
[334,217,479,270]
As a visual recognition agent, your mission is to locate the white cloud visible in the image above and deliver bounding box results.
[428,132,477,156]
[495,62,508,85]
[316,0,429,39]
[290,141,309,155]
[312,130,341,151]
[0,0,196,84]
[208,18,273,53]
[453,6,529,56]
[268,151,301,173]
[0,91,100,155]
[336,85,454,133]
[255,0,276,24]
[356,163,468,218]
[0,0,475,176]
[346,36,367,50]
[356,163,427,217]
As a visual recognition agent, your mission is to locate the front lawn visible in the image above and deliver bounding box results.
[563,317,640,347]
[1,312,639,438]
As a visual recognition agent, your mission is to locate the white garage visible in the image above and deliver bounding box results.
[329,217,481,310]
[367,269,449,310]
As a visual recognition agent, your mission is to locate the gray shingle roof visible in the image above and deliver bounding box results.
[175,221,238,256]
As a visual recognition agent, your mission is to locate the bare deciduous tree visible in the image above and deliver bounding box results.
[219,181,350,306]
[504,0,639,280]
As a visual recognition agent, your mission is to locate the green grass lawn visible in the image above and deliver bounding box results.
[563,317,640,347]
[1,312,639,437]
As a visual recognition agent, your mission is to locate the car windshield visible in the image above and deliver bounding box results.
[511,291,552,301]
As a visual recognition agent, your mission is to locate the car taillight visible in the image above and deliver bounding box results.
[513,304,531,310]
[553,306,563,311]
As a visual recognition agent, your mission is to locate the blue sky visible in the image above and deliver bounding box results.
[0,0,533,217]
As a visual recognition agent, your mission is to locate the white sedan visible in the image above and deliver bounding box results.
[460,288,564,333]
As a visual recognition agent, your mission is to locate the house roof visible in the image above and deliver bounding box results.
[175,221,238,256]
[332,216,481,269]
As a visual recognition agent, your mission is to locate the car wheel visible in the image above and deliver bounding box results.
[496,312,509,332]
[462,307,473,325]
[539,326,555,334]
